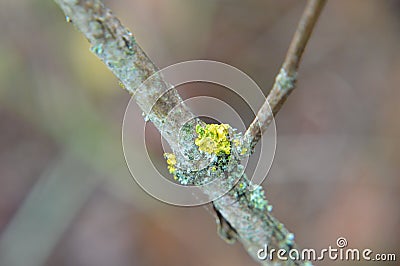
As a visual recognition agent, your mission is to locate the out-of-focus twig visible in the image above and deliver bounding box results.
[244,0,327,150]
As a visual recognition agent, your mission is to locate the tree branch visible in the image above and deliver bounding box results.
[244,0,326,150]
[53,0,325,265]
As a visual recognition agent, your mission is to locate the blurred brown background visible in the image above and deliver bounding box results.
[0,0,399,265]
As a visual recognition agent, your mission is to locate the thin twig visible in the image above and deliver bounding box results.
[244,0,326,150]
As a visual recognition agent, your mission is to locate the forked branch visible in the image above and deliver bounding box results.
[244,0,326,150]
[53,0,326,265]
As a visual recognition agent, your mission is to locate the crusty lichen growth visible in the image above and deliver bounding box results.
[276,68,297,94]
[164,153,177,179]
[164,123,270,212]
[233,138,250,156]
[249,185,269,211]
[195,124,231,155]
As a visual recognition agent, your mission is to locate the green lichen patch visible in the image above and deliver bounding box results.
[276,68,297,93]
[248,185,268,210]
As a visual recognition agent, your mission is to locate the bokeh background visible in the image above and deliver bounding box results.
[0,0,399,265]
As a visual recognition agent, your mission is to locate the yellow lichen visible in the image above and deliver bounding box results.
[118,81,126,90]
[164,153,177,174]
[195,124,231,156]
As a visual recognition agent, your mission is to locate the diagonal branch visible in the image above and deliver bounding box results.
[53,0,326,265]
[244,0,327,150]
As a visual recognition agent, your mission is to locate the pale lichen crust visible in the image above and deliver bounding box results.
[162,122,272,212]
